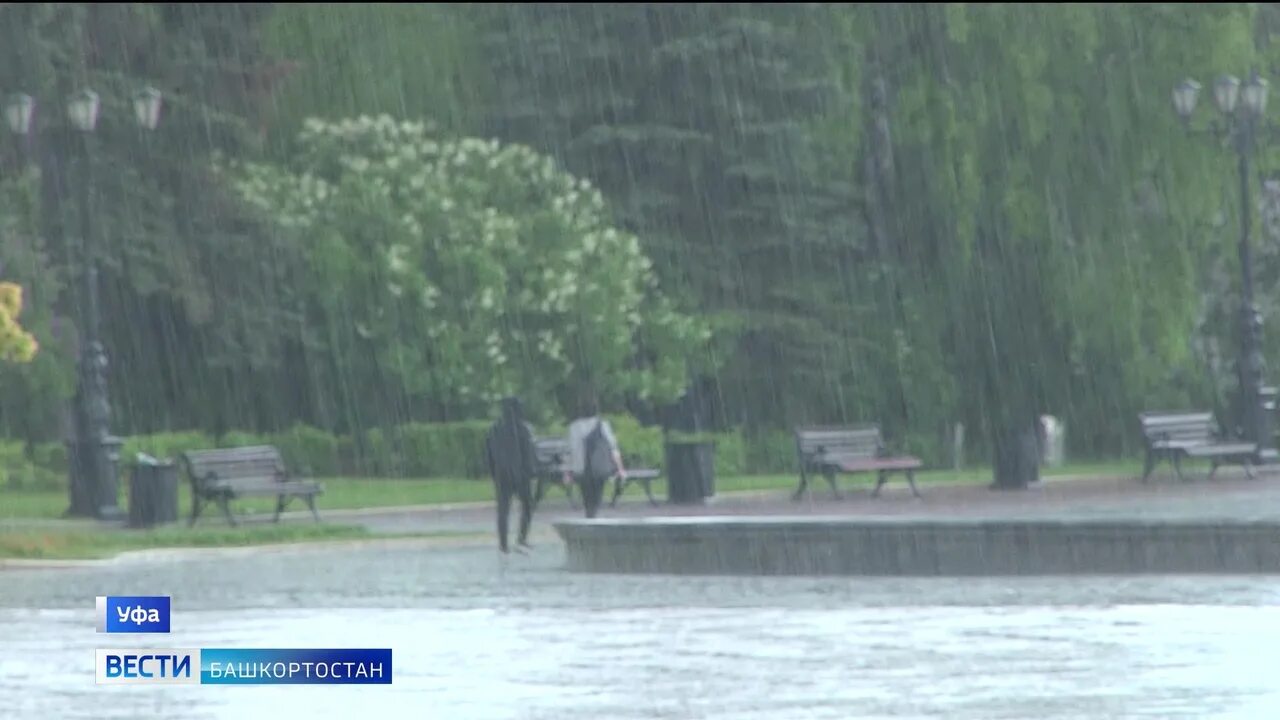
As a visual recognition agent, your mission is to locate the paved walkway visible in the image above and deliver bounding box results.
[9,467,1278,542]
[287,467,1280,538]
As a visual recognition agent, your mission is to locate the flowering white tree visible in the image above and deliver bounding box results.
[225,115,708,416]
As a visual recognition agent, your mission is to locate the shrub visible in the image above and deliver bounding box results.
[226,117,706,415]
[709,431,747,477]
[603,414,663,469]
[336,435,359,475]
[273,424,341,477]
[217,430,273,449]
[120,431,216,468]
[31,442,67,474]
[900,429,945,468]
[0,440,29,490]
[360,427,400,477]
[1,463,34,490]
[744,431,797,474]
[29,416,829,483]
[26,465,62,491]
[0,439,24,469]
[395,421,491,478]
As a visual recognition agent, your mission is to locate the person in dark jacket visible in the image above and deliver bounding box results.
[485,396,538,553]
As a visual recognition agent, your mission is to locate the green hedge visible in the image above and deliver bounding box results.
[744,431,797,474]
[217,430,272,449]
[120,431,217,469]
[395,421,491,478]
[603,414,663,469]
[358,422,491,478]
[274,424,342,477]
[1,441,67,491]
[31,442,68,474]
[4,420,810,484]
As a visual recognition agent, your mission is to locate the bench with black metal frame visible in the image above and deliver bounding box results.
[533,437,577,509]
[181,445,323,526]
[609,460,662,507]
[793,426,923,500]
[1138,411,1257,482]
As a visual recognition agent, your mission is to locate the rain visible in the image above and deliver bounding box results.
[2,3,1280,718]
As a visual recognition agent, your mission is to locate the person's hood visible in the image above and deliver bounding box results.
[500,397,523,424]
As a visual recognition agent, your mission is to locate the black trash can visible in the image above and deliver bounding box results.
[664,440,716,504]
[128,454,179,529]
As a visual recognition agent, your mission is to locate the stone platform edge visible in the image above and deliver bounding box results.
[553,516,1280,576]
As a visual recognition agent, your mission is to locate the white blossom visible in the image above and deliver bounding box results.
[229,114,704,408]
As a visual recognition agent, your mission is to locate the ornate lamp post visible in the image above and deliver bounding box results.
[1173,70,1279,463]
[5,86,164,519]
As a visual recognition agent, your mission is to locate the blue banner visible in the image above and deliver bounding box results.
[97,596,171,634]
[199,648,393,685]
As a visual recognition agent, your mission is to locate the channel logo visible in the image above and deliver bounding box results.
[201,648,393,685]
[95,648,393,685]
[96,596,171,633]
[96,649,200,685]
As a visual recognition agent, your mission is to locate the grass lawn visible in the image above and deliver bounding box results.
[0,460,1142,522]
[0,523,379,560]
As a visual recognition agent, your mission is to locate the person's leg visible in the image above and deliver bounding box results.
[495,480,512,552]
[579,473,602,518]
[516,478,534,547]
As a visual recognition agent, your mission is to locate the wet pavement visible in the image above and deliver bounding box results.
[312,469,1280,538]
[2,540,1280,718]
[4,473,1280,718]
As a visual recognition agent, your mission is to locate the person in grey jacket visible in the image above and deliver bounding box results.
[565,394,626,519]
[484,396,537,553]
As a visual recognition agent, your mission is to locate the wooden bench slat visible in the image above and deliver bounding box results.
[794,425,921,499]
[532,436,576,509]
[1184,443,1257,458]
[209,480,323,495]
[832,457,923,473]
[181,445,322,526]
[533,438,570,473]
[1138,411,1257,482]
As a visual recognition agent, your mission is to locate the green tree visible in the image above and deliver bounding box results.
[0,169,73,445]
[261,3,486,138]
[870,3,1260,485]
[478,4,866,430]
[224,115,709,422]
[0,3,309,435]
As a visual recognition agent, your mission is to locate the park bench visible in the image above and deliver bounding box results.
[793,426,922,500]
[533,437,578,509]
[532,436,661,508]
[1138,411,1257,482]
[609,461,661,507]
[181,445,324,526]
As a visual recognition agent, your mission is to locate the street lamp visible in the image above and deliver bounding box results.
[133,87,163,130]
[4,93,34,136]
[4,86,163,520]
[1172,69,1279,464]
[66,89,100,132]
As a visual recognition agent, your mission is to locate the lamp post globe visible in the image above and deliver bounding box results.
[5,93,35,136]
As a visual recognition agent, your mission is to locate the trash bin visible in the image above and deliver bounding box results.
[665,439,715,504]
[128,453,179,528]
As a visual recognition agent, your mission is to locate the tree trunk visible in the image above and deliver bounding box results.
[991,417,1040,490]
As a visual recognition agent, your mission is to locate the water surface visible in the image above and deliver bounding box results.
[1,542,1277,719]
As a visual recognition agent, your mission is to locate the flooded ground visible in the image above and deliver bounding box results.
[2,540,1280,719]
